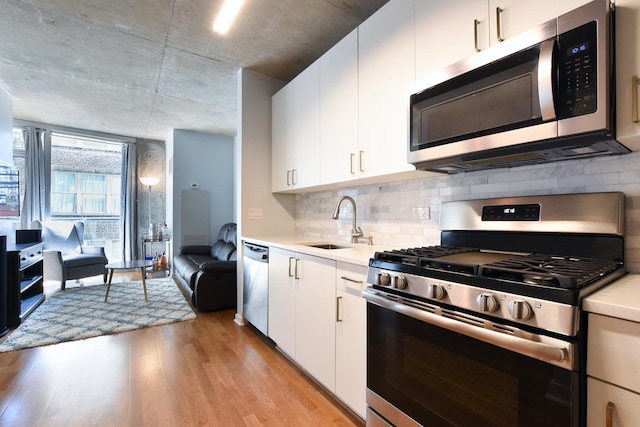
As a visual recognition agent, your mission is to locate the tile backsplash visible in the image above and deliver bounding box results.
[295,151,640,273]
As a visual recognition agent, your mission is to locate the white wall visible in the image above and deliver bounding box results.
[0,85,15,242]
[167,129,235,252]
[0,86,12,164]
[237,69,292,239]
[234,69,290,323]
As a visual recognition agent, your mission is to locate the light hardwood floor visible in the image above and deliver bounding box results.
[0,275,364,427]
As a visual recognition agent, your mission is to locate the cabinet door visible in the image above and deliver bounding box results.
[271,62,321,192]
[587,378,640,427]
[335,263,367,419]
[489,0,591,46]
[295,253,336,391]
[587,314,640,393]
[615,0,640,151]
[415,0,489,79]
[267,248,296,356]
[272,86,294,192]
[358,0,416,178]
[290,61,321,189]
[320,29,359,185]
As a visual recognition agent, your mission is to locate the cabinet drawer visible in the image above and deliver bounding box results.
[587,377,640,427]
[588,314,640,392]
[336,262,367,294]
[19,244,43,269]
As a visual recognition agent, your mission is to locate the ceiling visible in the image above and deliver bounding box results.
[0,0,389,141]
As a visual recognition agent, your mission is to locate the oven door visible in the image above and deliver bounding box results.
[364,288,580,427]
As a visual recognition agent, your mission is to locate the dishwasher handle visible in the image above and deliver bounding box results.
[243,243,269,262]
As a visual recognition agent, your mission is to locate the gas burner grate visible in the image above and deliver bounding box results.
[375,246,476,267]
[478,254,621,289]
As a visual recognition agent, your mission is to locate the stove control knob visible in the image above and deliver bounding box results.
[427,284,446,300]
[508,300,533,320]
[476,293,499,313]
[393,275,408,290]
[376,272,391,287]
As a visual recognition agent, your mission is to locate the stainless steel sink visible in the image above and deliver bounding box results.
[305,243,351,250]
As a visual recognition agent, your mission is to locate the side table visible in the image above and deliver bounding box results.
[141,237,171,276]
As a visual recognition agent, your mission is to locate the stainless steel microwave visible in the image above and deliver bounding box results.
[408,0,630,174]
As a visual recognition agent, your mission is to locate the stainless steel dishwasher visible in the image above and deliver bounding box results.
[242,242,269,336]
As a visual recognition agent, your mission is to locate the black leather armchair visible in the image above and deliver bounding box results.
[173,223,237,312]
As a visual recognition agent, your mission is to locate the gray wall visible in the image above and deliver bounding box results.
[167,129,235,252]
[296,151,640,274]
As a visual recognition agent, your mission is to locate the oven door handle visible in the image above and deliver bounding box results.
[363,289,570,366]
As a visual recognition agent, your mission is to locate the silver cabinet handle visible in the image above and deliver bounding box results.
[288,257,295,277]
[633,75,638,123]
[606,402,614,427]
[496,7,504,42]
[538,40,557,121]
[350,153,355,175]
[294,258,300,279]
[286,170,292,186]
[291,169,297,185]
[359,150,364,173]
[336,296,343,322]
[341,276,363,284]
[474,19,481,52]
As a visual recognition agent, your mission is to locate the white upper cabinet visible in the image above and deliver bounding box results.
[415,0,489,79]
[488,0,591,47]
[271,61,321,192]
[615,0,640,151]
[415,0,591,80]
[320,29,360,185]
[358,0,416,178]
[271,86,293,193]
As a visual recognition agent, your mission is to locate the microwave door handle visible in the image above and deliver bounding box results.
[363,289,570,366]
[538,39,556,121]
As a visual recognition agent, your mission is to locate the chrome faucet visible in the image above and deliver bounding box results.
[332,195,366,244]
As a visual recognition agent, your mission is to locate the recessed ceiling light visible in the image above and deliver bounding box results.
[213,0,245,35]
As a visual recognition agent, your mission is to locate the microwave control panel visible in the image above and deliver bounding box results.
[557,21,598,119]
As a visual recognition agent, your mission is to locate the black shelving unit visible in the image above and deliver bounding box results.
[6,242,45,326]
[0,235,8,337]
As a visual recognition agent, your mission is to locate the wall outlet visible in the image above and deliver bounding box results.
[413,206,430,220]
[248,208,264,220]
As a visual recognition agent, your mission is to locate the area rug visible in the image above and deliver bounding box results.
[0,277,196,352]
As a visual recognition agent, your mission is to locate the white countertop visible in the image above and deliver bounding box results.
[583,274,640,322]
[241,234,398,267]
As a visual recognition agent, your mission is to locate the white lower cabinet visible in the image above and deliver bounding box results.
[294,253,336,391]
[587,313,640,426]
[268,249,368,420]
[335,262,367,419]
[268,248,336,391]
[588,378,640,426]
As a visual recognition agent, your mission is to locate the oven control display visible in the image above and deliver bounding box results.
[482,203,540,221]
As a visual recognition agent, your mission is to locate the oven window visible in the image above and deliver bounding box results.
[367,303,578,427]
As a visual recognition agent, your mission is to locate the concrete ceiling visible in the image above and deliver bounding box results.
[0,0,389,141]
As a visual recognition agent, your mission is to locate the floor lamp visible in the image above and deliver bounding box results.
[139,176,160,237]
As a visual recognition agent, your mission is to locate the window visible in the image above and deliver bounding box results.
[50,134,124,261]
[13,127,128,262]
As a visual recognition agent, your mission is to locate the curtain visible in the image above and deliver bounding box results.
[21,127,47,228]
[121,142,137,261]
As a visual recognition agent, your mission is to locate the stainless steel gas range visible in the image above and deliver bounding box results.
[363,192,626,427]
